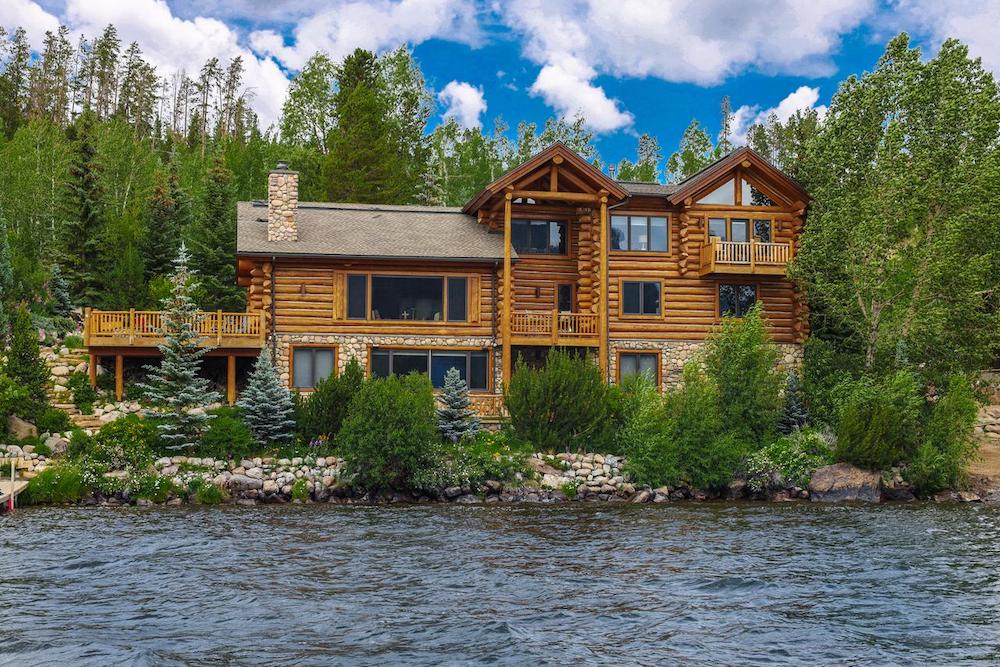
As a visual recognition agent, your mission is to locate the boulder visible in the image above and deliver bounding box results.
[7,415,37,441]
[50,365,70,377]
[228,474,264,492]
[808,463,881,503]
[526,457,563,477]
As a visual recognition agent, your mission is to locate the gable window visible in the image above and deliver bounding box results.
[620,352,658,382]
[741,177,776,206]
[697,179,736,205]
[622,281,661,316]
[292,347,336,389]
[346,274,467,322]
[611,215,668,252]
[511,220,566,254]
[371,348,489,391]
[719,283,757,317]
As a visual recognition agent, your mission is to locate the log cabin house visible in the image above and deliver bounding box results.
[83,143,809,417]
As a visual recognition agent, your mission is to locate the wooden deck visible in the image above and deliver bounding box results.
[0,480,29,509]
[699,239,792,276]
[84,309,266,349]
[509,310,600,347]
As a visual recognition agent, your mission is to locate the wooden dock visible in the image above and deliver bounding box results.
[0,479,29,510]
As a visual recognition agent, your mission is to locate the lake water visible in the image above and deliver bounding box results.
[2,503,999,665]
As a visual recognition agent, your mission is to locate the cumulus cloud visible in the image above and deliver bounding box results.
[885,0,1000,74]
[502,0,874,133]
[438,80,486,128]
[248,0,481,71]
[0,0,60,44]
[729,86,828,146]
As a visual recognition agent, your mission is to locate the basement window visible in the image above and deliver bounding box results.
[292,347,336,389]
[370,348,489,390]
[719,284,758,317]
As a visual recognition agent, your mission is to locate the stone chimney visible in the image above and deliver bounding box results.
[268,161,298,241]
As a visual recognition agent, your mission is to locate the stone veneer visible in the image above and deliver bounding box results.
[610,339,804,389]
[267,167,298,241]
[273,333,502,391]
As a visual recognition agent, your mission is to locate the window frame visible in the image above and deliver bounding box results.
[289,345,339,391]
[706,215,775,243]
[510,219,568,255]
[691,168,790,210]
[717,282,759,319]
[367,346,493,393]
[609,212,670,254]
[619,278,664,319]
[617,350,661,386]
[342,272,474,324]
[555,283,575,312]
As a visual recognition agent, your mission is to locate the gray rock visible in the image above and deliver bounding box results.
[7,415,37,441]
[808,463,881,503]
[443,486,463,499]
[228,474,264,491]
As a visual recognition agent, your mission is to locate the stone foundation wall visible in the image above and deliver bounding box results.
[610,339,804,389]
[272,333,501,390]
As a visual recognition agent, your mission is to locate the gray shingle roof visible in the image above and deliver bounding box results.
[236,201,510,261]
[617,181,679,197]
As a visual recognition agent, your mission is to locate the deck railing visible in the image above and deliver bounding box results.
[85,309,265,348]
[510,310,599,342]
[701,238,792,273]
[469,394,507,419]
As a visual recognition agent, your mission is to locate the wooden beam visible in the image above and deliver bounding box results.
[227,355,237,405]
[88,353,97,389]
[502,190,513,387]
[512,190,600,203]
[114,354,123,401]
[598,195,609,380]
[549,165,558,192]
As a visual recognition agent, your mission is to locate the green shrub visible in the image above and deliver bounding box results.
[290,478,310,502]
[22,463,88,504]
[33,442,52,457]
[295,358,364,444]
[63,334,85,349]
[703,303,782,446]
[132,473,176,503]
[834,371,923,470]
[801,337,856,427]
[505,349,616,452]
[0,373,30,434]
[339,373,439,491]
[5,306,49,418]
[66,429,92,459]
[36,406,72,434]
[745,429,834,492]
[88,415,156,473]
[905,374,980,494]
[412,430,531,492]
[67,371,99,414]
[616,374,673,485]
[187,478,226,505]
[198,407,256,460]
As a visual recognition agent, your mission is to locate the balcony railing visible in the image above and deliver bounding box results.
[700,238,792,275]
[469,394,507,419]
[85,309,266,348]
[510,310,599,344]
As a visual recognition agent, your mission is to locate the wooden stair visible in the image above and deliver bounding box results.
[42,346,105,432]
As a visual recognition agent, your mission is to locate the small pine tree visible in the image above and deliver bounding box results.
[778,369,809,435]
[437,366,480,443]
[5,305,49,418]
[138,244,220,450]
[0,214,12,343]
[48,265,73,316]
[237,347,296,446]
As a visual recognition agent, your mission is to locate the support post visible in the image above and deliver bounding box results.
[88,353,97,389]
[227,355,236,405]
[217,309,223,345]
[502,189,513,386]
[114,354,124,401]
[551,307,558,344]
[598,194,609,380]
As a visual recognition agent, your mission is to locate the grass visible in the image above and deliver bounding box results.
[63,334,85,350]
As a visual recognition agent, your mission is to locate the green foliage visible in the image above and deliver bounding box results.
[295,357,364,443]
[616,133,662,183]
[412,430,531,492]
[33,441,52,457]
[703,303,782,446]
[198,407,255,461]
[745,430,834,492]
[66,429,91,459]
[36,406,72,434]
[47,264,73,316]
[905,374,980,494]
[437,366,480,443]
[778,370,810,435]
[834,371,924,470]
[666,119,722,183]
[63,334,84,349]
[22,463,87,505]
[290,478,310,502]
[4,305,49,418]
[237,348,296,446]
[338,372,439,491]
[67,371,98,414]
[88,415,155,473]
[801,337,855,427]
[505,349,615,453]
[132,473,175,503]
[187,477,225,505]
[0,372,29,435]
[187,155,243,310]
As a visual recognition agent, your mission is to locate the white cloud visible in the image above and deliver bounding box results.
[886,0,1000,74]
[502,0,875,133]
[730,85,828,145]
[248,0,481,71]
[438,80,486,128]
[0,0,60,45]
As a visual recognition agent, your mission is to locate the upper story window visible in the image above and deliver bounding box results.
[512,219,566,254]
[708,217,773,243]
[741,178,776,206]
[347,274,467,322]
[698,179,736,205]
[611,215,668,252]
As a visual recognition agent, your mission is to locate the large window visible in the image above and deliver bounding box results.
[346,274,467,322]
[622,281,661,316]
[292,347,336,389]
[511,220,566,254]
[371,348,489,391]
[611,215,668,252]
[719,284,757,317]
[708,217,772,243]
[620,352,658,382]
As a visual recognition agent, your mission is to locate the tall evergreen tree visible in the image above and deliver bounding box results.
[279,53,337,153]
[0,215,13,342]
[0,27,31,137]
[188,155,243,310]
[237,347,296,446]
[143,168,181,281]
[139,244,219,450]
[778,370,809,435]
[5,305,49,418]
[666,119,718,182]
[60,109,103,304]
[616,133,662,182]
[47,264,72,316]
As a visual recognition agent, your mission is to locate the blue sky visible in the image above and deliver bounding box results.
[4,0,999,167]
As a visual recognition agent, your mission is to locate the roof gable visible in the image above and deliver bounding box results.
[668,146,809,207]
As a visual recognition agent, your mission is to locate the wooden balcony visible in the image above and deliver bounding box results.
[469,394,507,420]
[699,238,792,276]
[85,309,266,349]
[509,310,599,346]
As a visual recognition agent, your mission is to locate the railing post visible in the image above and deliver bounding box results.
[750,240,756,272]
[128,308,135,344]
[83,307,91,346]
[217,310,223,345]
[551,307,558,344]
